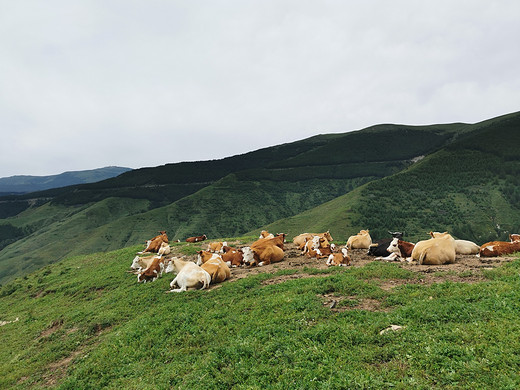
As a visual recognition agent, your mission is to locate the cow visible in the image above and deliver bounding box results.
[377,238,415,261]
[302,235,331,259]
[252,233,286,251]
[196,251,231,283]
[166,257,211,292]
[479,239,520,257]
[367,231,404,257]
[185,234,207,243]
[326,248,351,266]
[428,232,479,255]
[259,230,275,239]
[346,230,372,250]
[131,254,161,271]
[242,244,284,267]
[221,247,244,267]
[411,232,456,265]
[293,231,333,250]
[207,241,228,253]
[137,256,168,283]
[139,232,169,254]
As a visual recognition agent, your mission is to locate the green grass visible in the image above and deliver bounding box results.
[1,244,520,389]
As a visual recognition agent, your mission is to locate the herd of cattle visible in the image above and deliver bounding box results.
[129,229,520,293]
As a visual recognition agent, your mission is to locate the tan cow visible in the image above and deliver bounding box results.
[259,230,275,239]
[411,232,456,265]
[429,232,479,255]
[346,230,372,249]
[293,231,333,250]
[207,241,228,253]
[196,251,231,283]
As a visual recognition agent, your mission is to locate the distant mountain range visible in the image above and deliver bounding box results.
[0,111,519,285]
[0,166,132,194]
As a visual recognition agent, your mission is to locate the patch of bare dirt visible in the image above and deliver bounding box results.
[38,319,63,339]
[320,293,389,312]
[166,243,516,291]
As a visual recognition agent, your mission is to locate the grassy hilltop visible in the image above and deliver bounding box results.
[1,241,520,388]
[1,111,519,284]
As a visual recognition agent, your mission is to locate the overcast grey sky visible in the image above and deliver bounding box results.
[1,1,519,178]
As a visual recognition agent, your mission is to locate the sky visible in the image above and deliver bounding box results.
[1,0,520,178]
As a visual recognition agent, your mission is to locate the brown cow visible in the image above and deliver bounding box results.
[479,239,520,257]
[221,248,244,267]
[251,233,286,251]
[137,256,168,283]
[196,251,231,283]
[139,232,169,254]
[243,235,285,267]
[186,234,207,243]
[326,248,351,266]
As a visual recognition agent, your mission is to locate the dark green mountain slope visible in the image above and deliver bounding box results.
[261,112,520,243]
[0,114,515,284]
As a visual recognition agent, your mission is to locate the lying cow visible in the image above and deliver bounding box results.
[346,229,372,250]
[196,251,231,283]
[221,247,244,267]
[259,230,275,239]
[166,257,211,292]
[186,234,207,243]
[411,232,456,265]
[293,231,333,250]
[376,238,415,261]
[207,241,228,253]
[137,256,169,283]
[326,248,351,266]
[139,232,169,254]
[131,255,160,271]
[252,233,286,251]
[479,239,520,257]
[302,235,331,259]
[242,243,284,267]
[429,232,479,255]
[367,231,404,257]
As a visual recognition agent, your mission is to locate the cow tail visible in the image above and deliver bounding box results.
[418,251,427,265]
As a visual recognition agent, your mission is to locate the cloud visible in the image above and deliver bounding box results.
[1,0,519,177]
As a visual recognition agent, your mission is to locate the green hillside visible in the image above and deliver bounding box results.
[1,243,520,388]
[0,120,468,284]
[261,112,520,243]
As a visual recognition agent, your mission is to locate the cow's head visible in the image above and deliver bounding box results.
[130,256,141,270]
[324,231,333,242]
[510,234,520,243]
[386,237,400,254]
[241,247,255,265]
